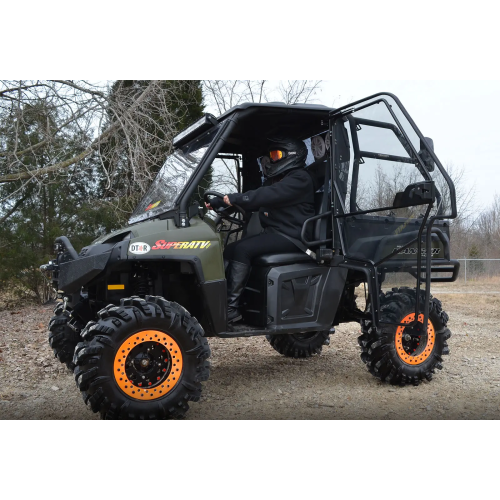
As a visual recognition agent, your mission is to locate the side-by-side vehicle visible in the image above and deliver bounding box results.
[43,93,459,419]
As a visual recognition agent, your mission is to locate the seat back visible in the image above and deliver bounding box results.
[313,191,324,242]
[305,159,331,248]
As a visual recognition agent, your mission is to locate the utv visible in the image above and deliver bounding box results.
[43,93,459,419]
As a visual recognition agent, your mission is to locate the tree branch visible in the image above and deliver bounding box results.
[0,82,45,98]
[49,80,108,100]
[0,81,156,184]
[0,194,28,223]
[0,104,101,158]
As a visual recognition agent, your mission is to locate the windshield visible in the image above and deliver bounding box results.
[129,124,221,224]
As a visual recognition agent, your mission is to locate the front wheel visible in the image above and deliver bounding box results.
[73,296,210,419]
[358,287,451,386]
[266,330,331,358]
[48,303,82,370]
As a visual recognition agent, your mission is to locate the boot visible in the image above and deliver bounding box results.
[226,260,250,323]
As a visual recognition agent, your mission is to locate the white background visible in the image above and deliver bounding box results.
[2,1,498,498]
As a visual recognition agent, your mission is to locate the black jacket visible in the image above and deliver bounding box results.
[227,169,315,249]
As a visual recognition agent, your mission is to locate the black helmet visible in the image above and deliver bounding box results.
[261,137,308,178]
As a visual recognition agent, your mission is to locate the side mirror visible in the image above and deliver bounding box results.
[393,181,436,208]
[419,137,435,172]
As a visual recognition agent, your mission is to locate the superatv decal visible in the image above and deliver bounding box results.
[145,200,161,212]
[152,240,212,250]
[129,242,151,254]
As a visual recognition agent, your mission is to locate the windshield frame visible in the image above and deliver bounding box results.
[128,121,227,225]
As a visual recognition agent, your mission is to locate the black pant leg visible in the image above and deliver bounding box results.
[223,236,247,262]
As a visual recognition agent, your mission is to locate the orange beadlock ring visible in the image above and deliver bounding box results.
[113,330,183,401]
[395,313,435,365]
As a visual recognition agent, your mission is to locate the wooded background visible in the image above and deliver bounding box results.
[0,80,498,304]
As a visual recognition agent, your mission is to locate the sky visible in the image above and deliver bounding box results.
[317,81,499,211]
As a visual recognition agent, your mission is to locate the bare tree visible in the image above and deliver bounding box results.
[202,80,322,114]
[0,80,200,214]
[472,194,500,257]
[277,80,323,105]
[432,163,477,258]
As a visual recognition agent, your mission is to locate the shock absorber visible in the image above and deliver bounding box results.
[132,265,151,297]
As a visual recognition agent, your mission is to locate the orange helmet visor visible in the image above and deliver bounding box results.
[269,149,285,163]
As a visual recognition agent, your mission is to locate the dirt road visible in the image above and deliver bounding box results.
[1,285,499,420]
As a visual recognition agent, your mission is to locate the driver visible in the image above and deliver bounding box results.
[206,137,315,323]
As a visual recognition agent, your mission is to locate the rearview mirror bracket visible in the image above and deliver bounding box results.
[393,181,436,209]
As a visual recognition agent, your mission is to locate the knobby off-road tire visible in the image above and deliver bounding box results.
[73,296,210,419]
[358,287,451,387]
[266,330,331,358]
[48,303,82,370]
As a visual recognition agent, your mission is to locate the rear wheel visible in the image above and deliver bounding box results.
[266,330,331,358]
[48,303,82,370]
[73,296,210,419]
[358,287,451,386]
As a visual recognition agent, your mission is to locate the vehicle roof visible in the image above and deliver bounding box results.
[216,101,334,121]
[215,102,335,154]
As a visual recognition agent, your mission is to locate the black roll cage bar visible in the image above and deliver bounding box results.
[176,116,240,228]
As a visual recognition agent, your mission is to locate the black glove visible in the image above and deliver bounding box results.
[208,196,227,210]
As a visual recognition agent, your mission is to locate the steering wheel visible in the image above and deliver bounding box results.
[203,191,247,229]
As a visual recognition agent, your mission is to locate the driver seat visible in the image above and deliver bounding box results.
[254,251,312,266]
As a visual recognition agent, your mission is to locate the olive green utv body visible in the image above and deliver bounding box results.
[42,93,459,419]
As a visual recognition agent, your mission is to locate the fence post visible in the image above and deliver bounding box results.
[464,258,467,284]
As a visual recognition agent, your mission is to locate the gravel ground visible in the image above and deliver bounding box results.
[1,284,499,420]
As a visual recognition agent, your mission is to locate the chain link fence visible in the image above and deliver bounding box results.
[455,259,500,284]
